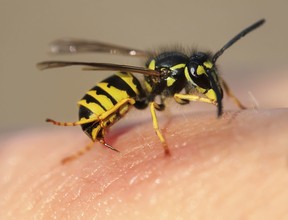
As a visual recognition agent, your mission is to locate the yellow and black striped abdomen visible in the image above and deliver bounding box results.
[78,72,147,141]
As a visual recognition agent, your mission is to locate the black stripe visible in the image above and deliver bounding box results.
[102,73,137,98]
[90,84,118,105]
[82,93,108,111]
[78,105,93,120]
[78,105,102,140]
[130,73,147,99]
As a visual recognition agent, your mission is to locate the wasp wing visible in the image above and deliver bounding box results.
[37,61,160,76]
[49,39,152,57]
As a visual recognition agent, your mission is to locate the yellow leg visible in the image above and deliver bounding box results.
[61,141,95,164]
[57,98,136,164]
[150,102,170,155]
[46,117,99,126]
[221,79,246,109]
[61,139,119,164]
[46,116,100,164]
[98,98,136,120]
[47,98,136,127]
[174,93,216,105]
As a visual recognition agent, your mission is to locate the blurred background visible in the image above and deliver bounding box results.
[0,0,287,132]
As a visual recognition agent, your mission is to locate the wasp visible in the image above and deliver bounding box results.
[38,19,265,163]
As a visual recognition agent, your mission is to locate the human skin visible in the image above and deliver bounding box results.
[0,73,288,219]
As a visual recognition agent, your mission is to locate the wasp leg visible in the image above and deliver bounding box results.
[46,117,100,164]
[150,102,170,155]
[61,138,120,163]
[61,138,120,164]
[60,98,136,164]
[46,117,99,126]
[174,93,217,105]
[98,97,136,120]
[61,141,96,164]
[221,79,246,109]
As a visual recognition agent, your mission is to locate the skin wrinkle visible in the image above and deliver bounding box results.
[72,109,286,217]
[0,108,288,219]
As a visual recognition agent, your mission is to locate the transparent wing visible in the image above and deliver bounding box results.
[37,61,160,76]
[49,39,152,57]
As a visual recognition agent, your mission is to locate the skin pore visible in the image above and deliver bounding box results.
[0,71,288,219]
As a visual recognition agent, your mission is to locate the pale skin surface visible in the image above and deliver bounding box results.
[0,72,288,219]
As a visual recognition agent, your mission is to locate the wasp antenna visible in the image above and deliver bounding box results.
[212,19,265,63]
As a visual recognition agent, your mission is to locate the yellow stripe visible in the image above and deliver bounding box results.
[86,90,114,110]
[91,125,102,141]
[167,77,176,87]
[170,63,186,70]
[196,65,206,75]
[196,87,216,101]
[204,61,213,68]
[78,99,105,114]
[148,59,156,70]
[196,87,206,94]
[204,89,217,101]
[97,82,129,102]
[116,72,138,95]
[145,81,152,93]
[184,67,193,82]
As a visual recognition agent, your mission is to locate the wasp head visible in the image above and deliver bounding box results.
[185,52,223,117]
